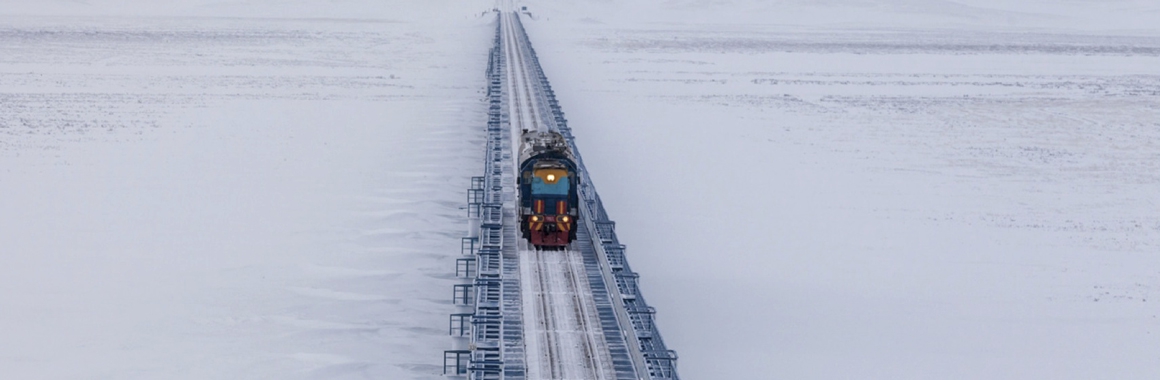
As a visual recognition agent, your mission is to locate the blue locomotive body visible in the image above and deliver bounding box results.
[518,132,579,248]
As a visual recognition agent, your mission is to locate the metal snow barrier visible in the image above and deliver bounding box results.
[644,350,679,379]
[443,350,471,375]
[461,237,478,256]
[443,17,521,380]
[614,271,640,299]
[605,244,626,270]
[472,313,502,345]
[450,313,473,337]
[452,284,474,306]
[596,221,616,244]
[456,257,477,278]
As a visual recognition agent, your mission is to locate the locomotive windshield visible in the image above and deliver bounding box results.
[531,168,569,195]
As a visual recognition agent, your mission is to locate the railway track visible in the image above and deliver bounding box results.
[444,6,678,379]
[520,249,616,380]
[501,5,616,378]
[500,10,547,134]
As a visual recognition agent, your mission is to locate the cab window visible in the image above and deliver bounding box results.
[531,169,569,195]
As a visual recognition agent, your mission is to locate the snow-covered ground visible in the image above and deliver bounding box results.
[520,0,1160,379]
[3,0,1159,379]
[0,1,496,378]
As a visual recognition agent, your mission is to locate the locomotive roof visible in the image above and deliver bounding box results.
[518,130,575,165]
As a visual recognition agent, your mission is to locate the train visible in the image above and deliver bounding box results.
[518,131,579,248]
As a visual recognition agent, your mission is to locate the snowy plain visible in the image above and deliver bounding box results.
[1,0,1159,379]
[1,1,497,378]
[518,0,1160,379]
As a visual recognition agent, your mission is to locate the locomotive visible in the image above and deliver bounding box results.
[518,131,579,248]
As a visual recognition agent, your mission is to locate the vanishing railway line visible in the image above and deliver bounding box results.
[445,8,679,380]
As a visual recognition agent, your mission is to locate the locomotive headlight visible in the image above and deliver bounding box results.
[531,215,541,222]
[546,174,556,182]
[560,216,569,223]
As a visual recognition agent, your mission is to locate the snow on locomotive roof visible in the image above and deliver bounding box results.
[518,130,574,164]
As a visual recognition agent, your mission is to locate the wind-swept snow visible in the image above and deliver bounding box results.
[519,0,1160,379]
[0,1,496,379]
